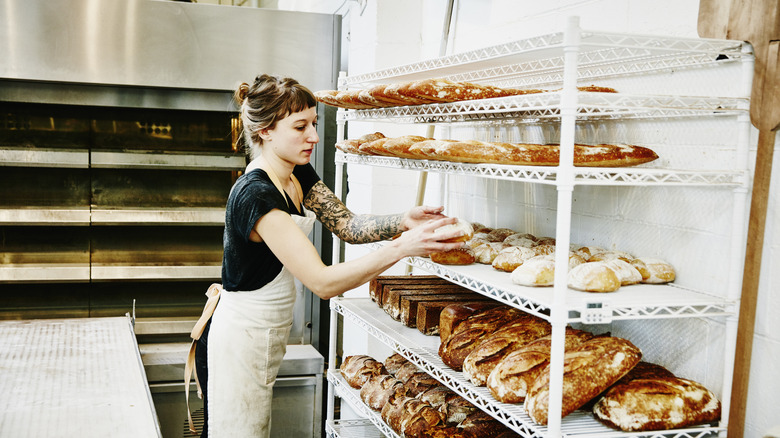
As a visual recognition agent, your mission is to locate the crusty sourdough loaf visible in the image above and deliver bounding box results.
[438,307,528,371]
[592,369,721,431]
[525,336,642,425]
[405,371,441,397]
[398,398,447,438]
[359,374,409,411]
[491,246,537,272]
[340,354,387,389]
[401,293,483,328]
[383,352,409,375]
[461,315,552,386]
[439,395,478,425]
[510,256,556,287]
[438,302,503,344]
[394,361,423,384]
[567,261,622,293]
[380,394,414,434]
[457,411,511,438]
[416,300,495,336]
[486,328,594,403]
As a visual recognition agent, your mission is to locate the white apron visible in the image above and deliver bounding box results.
[207,208,315,437]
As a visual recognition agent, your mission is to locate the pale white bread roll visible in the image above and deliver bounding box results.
[568,261,621,293]
[593,376,721,431]
[433,219,474,243]
[462,314,551,386]
[486,328,594,403]
[525,336,643,425]
[604,259,643,285]
[381,135,432,159]
[573,245,607,260]
[510,255,556,286]
[492,245,537,272]
[533,243,556,256]
[569,252,587,270]
[634,258,676,284]
[473,241,510,264]
[485,227,516,242]
[465,236,490,250]
[503,233,537,248]
[430,247,476,265]
[588,250,634,263]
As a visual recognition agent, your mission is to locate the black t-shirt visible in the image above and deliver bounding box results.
[221,163,320,291]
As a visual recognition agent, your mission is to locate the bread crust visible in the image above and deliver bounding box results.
[340,354,387,389]
[525,336,642,425]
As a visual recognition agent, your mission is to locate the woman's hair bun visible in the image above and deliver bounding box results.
[234,82,250,105]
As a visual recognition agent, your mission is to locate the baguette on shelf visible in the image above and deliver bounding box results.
[315,79,617,110]
[334,133,658,168]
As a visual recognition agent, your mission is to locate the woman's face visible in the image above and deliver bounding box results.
[265,106,319,166]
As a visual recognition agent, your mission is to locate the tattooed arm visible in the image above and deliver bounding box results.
[304,180,447,245]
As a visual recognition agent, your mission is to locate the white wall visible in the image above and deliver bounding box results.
[338,1,780,436]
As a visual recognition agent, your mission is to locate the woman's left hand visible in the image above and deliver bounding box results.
[400,205,447,231]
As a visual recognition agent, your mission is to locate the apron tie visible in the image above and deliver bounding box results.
[185,283,223,434]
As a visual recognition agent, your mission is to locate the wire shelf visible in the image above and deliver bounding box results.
[325,419,386,438]
[332,298,725,438]
[361,244,735,324]
[335,151,748,188]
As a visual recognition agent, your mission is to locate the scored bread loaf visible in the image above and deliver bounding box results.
[340,354,387,389]
[400,292,482,328]
[438,306,527,371]
[382,135,434,159]
[416,299,495,336]
[334,132,385,155]
[438,302,502,343]
[603,259,643,286]
[462,315,552,386]
[358,137,391,155]
[492,246,537,272]
[395,361,423,383]
[567,261,622,292]
[397,78,518,103]
[510,255,556,287]
[473,242,511,264]
[433,219,474,243]
[440,395,479,425]
[384,352,409,375]
[398,398,447,438]
[633,257,676,284]
[457,411,511,438]
[525,336,642,425]
[486,328,594,403]
[593,374,721,431]
[419,427,477,438]
[405,371,441,397]
[360,374,409,411]
[380,395,415,435]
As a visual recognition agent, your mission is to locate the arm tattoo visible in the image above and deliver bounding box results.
[305,181,403,244]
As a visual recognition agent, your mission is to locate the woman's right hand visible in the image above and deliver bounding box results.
[392,217,466,257]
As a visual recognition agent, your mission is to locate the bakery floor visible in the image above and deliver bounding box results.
[0,317,161,437]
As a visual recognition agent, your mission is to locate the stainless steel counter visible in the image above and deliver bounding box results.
[0,317,161,437]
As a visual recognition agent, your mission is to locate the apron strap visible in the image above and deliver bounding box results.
[185,283,223,434]
[250,157,304,214]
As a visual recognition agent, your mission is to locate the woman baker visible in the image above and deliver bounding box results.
[196,74,466,437]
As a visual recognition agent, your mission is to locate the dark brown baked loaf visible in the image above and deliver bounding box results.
[593,375,721,431]
[457,411,511,438]
[405,371,441,396]
[384,352,409,375]
[438,302,503,343]
[399,398,447,438]
[462,315,552,386]
[486,328,595,403]
[419,427,476,438]
[439,395,478,425]
[416,299,495,336]
[417,385,458,409]
[395,361,423,383]
[400,292,481,328]
[359,374,409,411]
[438,306,527,371]
[369,275,451,305]
[340,354,387,389]
[525,336,642,425]
[383,284,471,320]
[380,394,414,434]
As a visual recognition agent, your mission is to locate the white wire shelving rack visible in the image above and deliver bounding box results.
[327,16,753,438]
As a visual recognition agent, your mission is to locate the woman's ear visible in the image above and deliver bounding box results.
[258,127,272,142]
